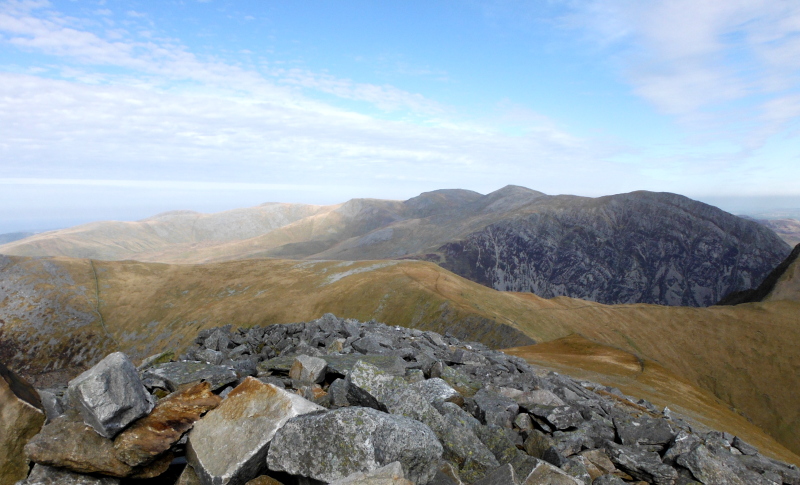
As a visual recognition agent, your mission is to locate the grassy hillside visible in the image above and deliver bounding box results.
[1,255,798,462]
[506,335,800,466]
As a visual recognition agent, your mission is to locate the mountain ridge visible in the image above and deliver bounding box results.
[0,187,790,307]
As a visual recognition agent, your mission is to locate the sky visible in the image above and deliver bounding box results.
[1,0,800,232]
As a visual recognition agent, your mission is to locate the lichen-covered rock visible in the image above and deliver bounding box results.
[24,409,172,478]
[471,463,517,485]
[438,366,481,397]
[605,442,677,485]
[410,378,463,407]
[520,460,584,485]
[266,407,443,485]
[15,464,120,485]
[1,362,45,485]
[142,361,237,392]
[187,377,323,485]
[676,443,771,485]
[472,388,519,428]
[529,405,583,431]
[67,352,154,439]
[613,415,675,447]
[113,382,221,467]
[328,462,414,485]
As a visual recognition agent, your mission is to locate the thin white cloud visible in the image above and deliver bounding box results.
[0,178,322,191]
[570,0,800,147]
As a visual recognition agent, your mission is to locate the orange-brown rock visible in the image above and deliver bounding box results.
[0,361,45,484]
[24,409,171,478]
[245,476,285,485]
[114,382,221,467]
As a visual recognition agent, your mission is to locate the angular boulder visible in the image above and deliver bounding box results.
[1,362,45,484]
[529,405,583,430]
[16,464,120,485]
[24,409,172,478]
[410,378,464,407]
[288,355,327,385]
[520,460,584,485]
[68,352,154,438]
[267,407,443,485]
[113,382,221,467]
[472,388,519,428]
[676,443,770,485]
[613,415,675,447]
[605,442,677,485]
[472,464,518,485]
[186,377,323,485]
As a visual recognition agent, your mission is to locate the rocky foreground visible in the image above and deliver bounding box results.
[4,314,800,485]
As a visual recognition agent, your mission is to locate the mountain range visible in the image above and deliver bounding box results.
[0,186,790,307]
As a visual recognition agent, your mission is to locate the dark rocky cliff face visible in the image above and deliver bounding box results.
[440,192,791,307]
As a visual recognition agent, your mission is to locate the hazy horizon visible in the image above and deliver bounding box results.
[1,185,799,235]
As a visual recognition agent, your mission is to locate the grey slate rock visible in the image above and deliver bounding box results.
[267,407,443,485]
[613,414,675,447]
[529,405,583,430]
[324,354,407,377]
[328,461,413,485]
[143,361,238,392]
[473,388,520,429]
[737,454,800,485]
[67,352,154,439]
[605,442,678,485]
[36,389,64,423]
[562,457,592,484]
[592,475,626,485]
[16,464,120,485]
[471,463,517,485]
[410,378,463,407]
[732,436,759,456]
[677,443,771,485]
[663,430,701,464]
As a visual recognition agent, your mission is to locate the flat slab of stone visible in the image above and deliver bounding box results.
[328,462,414,485]
[24,409,172,478]
[1,361,45,484]
[143,361,238,392]
[17,464,120,485]
[68,352,154,438]
[114,382,221,467]
[267,407,443,485]
[187,377,323,485]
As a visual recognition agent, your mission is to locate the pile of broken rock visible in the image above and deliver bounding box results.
[6,314,800,485]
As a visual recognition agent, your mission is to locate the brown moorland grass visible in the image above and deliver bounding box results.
[1,255,798,461]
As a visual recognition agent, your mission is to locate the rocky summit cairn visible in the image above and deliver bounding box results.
[11,313,800,484]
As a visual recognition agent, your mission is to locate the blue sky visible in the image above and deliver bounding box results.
[1,0,800,232]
